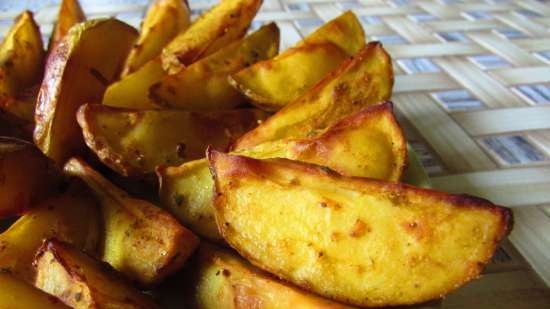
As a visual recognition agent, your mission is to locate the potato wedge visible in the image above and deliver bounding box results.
[0,110,33,139]
[158,103,407,240]
[78,104,267,176]
[102,58,164,109]
[47,0,86,53]
[0,185,100,282]
[230,43,348,111]
[64,157,199,286]
[0,137,60,218]
[0,272,71,309]
[149,23,279,110]
[34,239,160,309]
[232,42,393,151]
[161,0,262,73]
[0,11,44,104]
[229,11,364,111]
[122,0,190,76]
[34,19,137,164]
[188,243,354,309]
[208,151,513,307]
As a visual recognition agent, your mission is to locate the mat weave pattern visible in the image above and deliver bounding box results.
[1,0,549,307]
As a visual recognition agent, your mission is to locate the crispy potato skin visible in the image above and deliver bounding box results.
[34,239,160,309]
[0,11,44,116]
[47,0,86,53]
[64,157,199,286]
[229,11,365,110]
[150,23,280,110]
[161,0,262,73]
[232,42,393,151]
[158,103,407,240]
[122,0,191,76]
[34,19,137,164]
[78,104,268,176]
[0,137,60,218]
[188,243,355,309]
[0,272,71,309]
[0,186,100,282]
[208,151,513,307]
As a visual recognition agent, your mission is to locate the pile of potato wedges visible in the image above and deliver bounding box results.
[0,0,513,308]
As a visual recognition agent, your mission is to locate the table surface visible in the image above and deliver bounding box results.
[1,0,549,307]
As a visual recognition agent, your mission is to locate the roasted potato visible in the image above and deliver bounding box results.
[187,243,354,309]
[229,11,364,111]
[0,110,33,139]
[208,151,513,307]
[0,11,44,114]
[121,0,190,76]
[102,58,165,109]
[158,103,407,240]
[34,19,137,164]
[34,239,160,309]
[47,0,86,53]
[232,42,393,151]
[64,157,199,286]
[78,104,268,176]
[0,185,100,282]
[0,272,71,309]
[149,23,279,110]
[161,0,262,73]
[0,137,60,218]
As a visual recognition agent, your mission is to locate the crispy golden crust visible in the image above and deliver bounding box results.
[208,151,512,307]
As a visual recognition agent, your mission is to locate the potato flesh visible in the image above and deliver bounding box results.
[230,43,348,111]
[0,272,71,309]
[0,137,60,218]
[209,151,512,307]
[232,42,393,151]
[47,0,86,53]
[121,0,190,76]
[64,157,199,286]
[102,59,164,109]
[78,104,267,176]
[34,19,137,164]
[229,11,365,110]
[0,11,44,107]
[158,103,407,240]
[34,240,160,309]
[0,187,99,282]
[150,23,280,110]
[190,243,354,309]
[161,0,262,73]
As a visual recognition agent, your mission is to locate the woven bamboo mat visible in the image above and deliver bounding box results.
[1,0,550,307]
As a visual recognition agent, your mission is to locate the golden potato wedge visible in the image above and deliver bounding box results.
[161,0,262,73]
[34,19,137,164]
[102,58,164,109]
[0,110,33,139]
[158,103,407,240]
[0,185,100,282]
[149,23,279,110]
[208,151,513,307]
[229,43,347,111]
[232,42,393,151]
[0,11,44,104]
[64,157,199,286]
[47,0,86,53]
[122,0,190,76]
[78,104,267,176]
[0,137,60,218]
[229,11,365,111]
[1,89,37,122]
[188,243,354,309]
[34,239,160,309]
[0,272,71,309]
[297,11,364,56]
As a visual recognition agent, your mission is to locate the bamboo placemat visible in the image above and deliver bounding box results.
[1,0,549,307]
